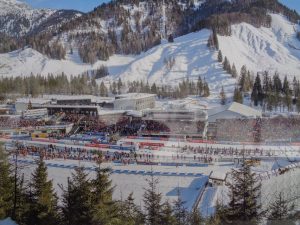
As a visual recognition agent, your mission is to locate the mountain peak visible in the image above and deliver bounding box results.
[0,0,32,15]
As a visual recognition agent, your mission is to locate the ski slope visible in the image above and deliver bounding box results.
[218,14,300,78]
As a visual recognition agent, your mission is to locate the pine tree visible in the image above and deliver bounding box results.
[27,100,33,110]
[231,63,238,78]
[160,201,176,225]
[25,157,60,225]
[188,209,203,225]
[0,145,14,219]
[223,57,231,74]
[118,193,144,225]
[143,175,163,225]
[117,78,123,94]
[151,83,157,94]
[217,50,223,63]
[251,74,263,106]
[173,189,188,225]
[91,161,118,224]
[233,87,243,104]
[220,86,226,105]
[61,167,93,225]
[267,192,296,225]
[197,77,203,96]
[225,163,263,224]
[239,65,247,90]
[100,81,108,97]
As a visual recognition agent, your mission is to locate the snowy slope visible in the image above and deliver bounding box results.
[0,48,134,77]
[0,13,299,97]
[218,14,300,77]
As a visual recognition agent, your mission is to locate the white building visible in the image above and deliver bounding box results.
[208,102,262,123]
[114,93,156,111]
[15,98,51,114]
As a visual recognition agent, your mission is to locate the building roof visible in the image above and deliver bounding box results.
[227,102,262,117]
[115,93,156,100]
[209,102,262,118]
[209,171,227,181]
[16,98,51,105]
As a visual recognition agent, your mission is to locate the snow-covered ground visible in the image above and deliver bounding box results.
[219,14,300,78]
[19,158,212,210]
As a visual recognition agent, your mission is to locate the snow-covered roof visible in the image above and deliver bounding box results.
[209,102,262,118]
[115,93,156,100]
[227,102,262,117]
[15,98,51,105]
[209,171,227,181]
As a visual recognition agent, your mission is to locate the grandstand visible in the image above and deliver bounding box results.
[141,109,208,139]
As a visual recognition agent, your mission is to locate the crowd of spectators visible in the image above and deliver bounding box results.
[215,116,300,142]
[0,116,51,129]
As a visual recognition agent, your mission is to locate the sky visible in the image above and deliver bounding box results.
[22,0,300,13]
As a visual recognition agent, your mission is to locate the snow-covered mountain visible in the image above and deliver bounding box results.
[0,0,299,98]
[0,0,82,37]
[0,13,299,98]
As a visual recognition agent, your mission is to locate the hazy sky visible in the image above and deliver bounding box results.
[22,0,300,13]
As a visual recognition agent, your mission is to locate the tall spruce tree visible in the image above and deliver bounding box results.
[118,193,145,225]
[217,50,223,63]
[188,209,203,225]
[0,145,14,219]
[267,192,296,225]
[91,161,118,224]
[173,190,188,225]
[220,86,226,105]
[251,74,263,106]
[233,87,243,104]
[25,157,60,225]
[231,63,238,78]
[61,167,93,225]
[225,163,263,224]
[160,201,176,225]
[143,175,163,225]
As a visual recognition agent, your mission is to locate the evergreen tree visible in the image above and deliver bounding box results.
[251,74,263,106]
[112,81,117,95]
[197,77,203,96]
[231,63,238,78]
[118,193,144,225]
[239,66,249,92]
[188,209,203,225]
[223,57,231,74]
[117,78,123,94]
[143,175,163,225]
[220,86,226,105]
[151,83,157,94]
[217,50,223,63]
[203,81,210,97]
[233,87,243,104]
[225,163,263,224]
[160,201,176,225]
[27,101,33,110]
[61,167,93,225]
[267,192,296,225]
[25,157,60,225]
[100,81,108,97]
[91,161,118,224]
[0,145,14,219]
[173,189,188,225]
